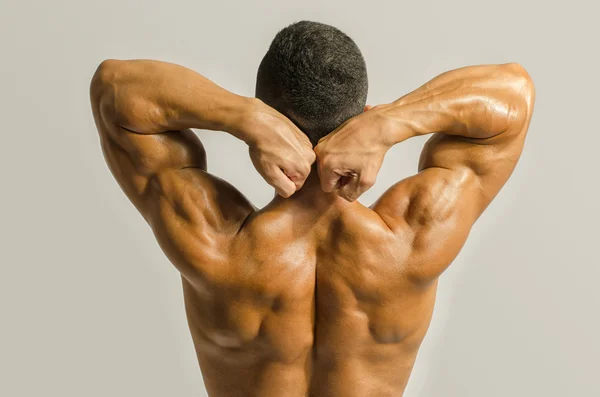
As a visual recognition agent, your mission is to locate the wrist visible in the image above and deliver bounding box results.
[370,103,415,148]
[224,96,266,146]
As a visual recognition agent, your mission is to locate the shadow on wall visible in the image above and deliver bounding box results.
[415,189,596,396]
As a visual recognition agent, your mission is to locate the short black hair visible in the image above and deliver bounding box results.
[256,21,368,146]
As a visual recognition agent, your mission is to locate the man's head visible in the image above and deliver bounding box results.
[256,21,368,146]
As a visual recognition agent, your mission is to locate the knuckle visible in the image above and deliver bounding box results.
[297,159,310,173]
[300,168,311,179]
[287,164,310,179]
[360,174,376,188]
[305,159,314,172]
[319,156,335,170]
[314,146,327,160]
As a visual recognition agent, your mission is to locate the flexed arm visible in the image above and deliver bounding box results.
[376,62,534,182]
[90,59,316,208]
[90,60,316,276]
[316,63,534,208]
[315,63,534,279]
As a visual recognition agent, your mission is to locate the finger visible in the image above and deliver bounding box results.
[307,149,317,166]
[338,175,362,202]
[287,170,309,190]
[318,164,342,193]
[340,172,377,202]
[287,156,313,189]
[268,167,297,198]
[316,150,342,192]
[299,155,314,180]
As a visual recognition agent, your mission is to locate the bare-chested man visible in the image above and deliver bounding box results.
[90,21,534,397]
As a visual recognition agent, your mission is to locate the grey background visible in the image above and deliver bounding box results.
[1,0,598,396]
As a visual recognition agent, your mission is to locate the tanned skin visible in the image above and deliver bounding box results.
[90,59,534,397]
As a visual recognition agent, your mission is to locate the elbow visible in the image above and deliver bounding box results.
[503,62,535,107]
[501,63,535,127]
[90,59,121,106]
[92,59,121,85]
[90,59,123,121]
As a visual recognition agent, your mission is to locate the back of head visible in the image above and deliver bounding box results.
[256,21,368,146]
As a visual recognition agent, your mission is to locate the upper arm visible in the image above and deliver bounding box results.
[89,59,208,212]
[90,64,253,274]
[414,63,535,223]
[373,65,535,280]
[372,167,480,281]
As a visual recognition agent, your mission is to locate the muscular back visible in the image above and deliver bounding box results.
[143,164,476,397]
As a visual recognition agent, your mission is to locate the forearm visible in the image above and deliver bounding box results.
[90,59,255,141]
[378,63,535,145]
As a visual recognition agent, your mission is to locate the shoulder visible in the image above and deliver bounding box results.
[406,167,479,228]
[368,167,481,281]
[372,167,478,232]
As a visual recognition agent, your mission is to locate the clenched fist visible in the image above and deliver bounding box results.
[244,100,316,198]
[314,105,395,202]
